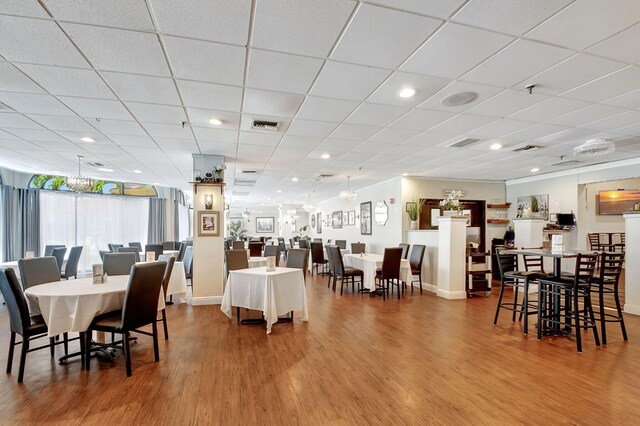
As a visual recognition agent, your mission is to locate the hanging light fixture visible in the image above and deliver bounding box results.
[303,193,315,212]
[573,138,615,157]
[66,155,93,192]
[242,209,250,218]
[339,176,356,201]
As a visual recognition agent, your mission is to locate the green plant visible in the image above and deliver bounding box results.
[31,174,51,189]
[407,200,426,221]
[92,179,106,193]
[530,195,539,213]
[49,176,66,191]
[229,220,247,240]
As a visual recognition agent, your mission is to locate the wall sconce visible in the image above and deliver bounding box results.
[204,193,213,210]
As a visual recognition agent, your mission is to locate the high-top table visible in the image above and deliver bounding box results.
[343,254,411,291]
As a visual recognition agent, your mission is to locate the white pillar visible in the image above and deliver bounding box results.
[624,213,640,315]
[436,217,467,300]
[513,218,546,249]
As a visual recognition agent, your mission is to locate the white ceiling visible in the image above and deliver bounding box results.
[0,0,640,206]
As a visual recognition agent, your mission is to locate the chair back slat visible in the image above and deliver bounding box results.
[495,248,518,279]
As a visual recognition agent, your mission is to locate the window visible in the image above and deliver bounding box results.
[29,174,157,197]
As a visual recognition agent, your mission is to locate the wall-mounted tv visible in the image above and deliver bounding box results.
[556,213,576,226]
[598,190,640,215]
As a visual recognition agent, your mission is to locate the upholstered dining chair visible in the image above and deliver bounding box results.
[263,245,281,267]
[156,255,175,340]
[408,245,426,294]
[144,244,164,260]
[117,247,141,262]
[329,246,363,295]
[183,246,193,284]
[51,247,67,273]
[44,244,65,257]
[399,243,410,260]
[351,243,366,255]
[375,247,403,300]
[310,242,328,276]
[335,240,347,250]
[248,242,263,257]
[108,243,123,253]
[103,252,136,276]
[19,256,61,289]
[128,242,143,252]
[286,249,308,280]
[232,240,245,250]
[226,250,249,277]
[61,246,83,279]
[161,241,176,251]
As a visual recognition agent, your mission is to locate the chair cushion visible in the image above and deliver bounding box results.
[344,267,363,277]
[91,310,123,332]
[26,315,48,335]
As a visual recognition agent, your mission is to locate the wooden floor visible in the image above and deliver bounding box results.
[0,274,638,425]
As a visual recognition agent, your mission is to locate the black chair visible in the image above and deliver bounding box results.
[310,242,328,276]
[183,246,193,283]
[408,245,426,294]
[145,244,164,260]
[156,256,175,340]
[313,238,322,243]
[51,247,67,273]
[537,253,599,352]
[161,241,176,251]
[84,262,166,376]
[278,240,287,260]
[103,252,136,276]
[591,251,626,346]
[128,242,143,252]
[0,267,58,383]
[248,242,263,257]
[399,243,410,260]
[61,246,83,279]
[375,248,403,300]
[329,246,363,295]
[351,243,366,255]
[325,245,337,290]
[263,245,281,267]
[335,240,347,250]
[117,247,141,262]
[44,244,65,257]
[108,243,123,253]
[298,239,309,250]
[232,240,245,250]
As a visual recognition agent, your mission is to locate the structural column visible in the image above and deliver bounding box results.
[436,217,467,300]
[624,213,640,315]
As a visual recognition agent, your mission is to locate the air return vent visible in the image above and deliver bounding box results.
[512,145,541,152]
[234,178,256,187]
[251,120,279,132]
[551,160,581,167]
[242,170,258,175]
[448,138,479,148]
[312,173,334,182]
[85,161,105,167]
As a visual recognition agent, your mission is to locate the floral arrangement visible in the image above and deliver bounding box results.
[439,190,463,212]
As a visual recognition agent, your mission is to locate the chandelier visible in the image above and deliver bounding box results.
[573,138,615,157]
[66,155,93,192]
[302,193,315,212]
[339,176,356,201]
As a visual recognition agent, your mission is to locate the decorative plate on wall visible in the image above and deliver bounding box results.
[374,201,388,226]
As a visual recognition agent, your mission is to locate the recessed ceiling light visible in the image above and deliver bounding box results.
[81,137,95,143]
[277,190,282,193]
[292,177,299,182]
[441,91,478,107]
[209,118,222,126]
[490,143,502,150]
[321,153,331,159]
[401,173,409,176]
[398,88,416,98]
[153,182,160,185]
[98,168,114,172]
[133,169,142,174]
[531,167,540,173]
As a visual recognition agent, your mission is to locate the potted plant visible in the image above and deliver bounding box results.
[213,165,226,183]
[407,200,425,230]
[229,220,247,241]
[439,190,463,215]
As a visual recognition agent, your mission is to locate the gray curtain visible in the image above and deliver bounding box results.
[0,185,14,261]
[0,186,40,261]
[148,198,166,244]
[169,188,180,241]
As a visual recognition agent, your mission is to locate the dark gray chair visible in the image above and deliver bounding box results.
[51,247,67,273]
[351,243,366,255]
[286,249,308,280]
[128,242,143,252]
[84,262,166,376]
[117,247,141,262]
[183,246,193,283]
[103,252,136,276]
[99,250,109,262]
[409,245,426,294]
[61,246,83,279]
[157,256,175,340]
[44,245,65,257]
[399,243,410,260]
[144,244,164,260]
[161,241,176,251]
[108,243,123,253]
[263,245,281,267]
[375,247,403,300]
[310,242,328,276]
[18,257,61,289]
[335,240,347,250]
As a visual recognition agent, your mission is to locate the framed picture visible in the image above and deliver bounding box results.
[327,214,333,227]
[598,190,640,215]
[347,210,356,225]
[516,194,549,220]
[317,212,322,234]
[256,217,274,233]
[406,202,416,213]
[360,201,372,235]
[311,214,316,228]
[203,193,213,210]
[332,211,343,229]
[198,211,220,237]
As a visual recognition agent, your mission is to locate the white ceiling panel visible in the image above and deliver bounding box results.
[0,62,45,94]
[177,80,243,111]
[243,89,305,118]
[154,137,198,151]
[0,113,44,129]
[452,0,573,36]
[163,36,245,86]
[315,138,362,151]
[27,114,95,132]
[150,0,251,44]
[466,89,549,118]
[364,0,465,19]
[103,72,181,105]
[467,119,532,139]
[329,123,382,140]
[0,0,49,18]
[402,131,458,148]
[504,123,570,142]
[6,128,68,143]
[587,23,640,63]
[582,111,640,132]
[200,140,238,156]
[352,141,395,154]
[185,108,240,130]
[367,72,450,107]
[107,134,156,147]
[332,4,441,68]
[0,92,74,116]
[92,119,146,136]
[345,103,410,127]
[547,104,628,127]
[0,15,88,67]
[64,24,169,76]
[46,0,155,31]
[461,39,573,88]
[527,0,640,50]
[507,97,591,123]
[389,108,457,131]
[127,102,187,124]
[238,131,282,147]
[297,96,359,123]
[246,49,323,94]
[279,135,322,150]
[418,80,504,113]
[252,0,356,57]
[60,97,132,120]
[310,61,391,101]
[144,123,193,139]
[561,66,640,103]
[602,89,640,110]
[429,113,497,134]
[192,127,238,143]
[402,23,513,79]
[367,127,422,144]
[17,64,115,99]
[286,119,338,138]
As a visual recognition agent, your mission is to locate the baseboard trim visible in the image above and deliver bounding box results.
[624,304,640,316]
[411,281,437,294]
[436,289,467,300]
[191,296,223,305]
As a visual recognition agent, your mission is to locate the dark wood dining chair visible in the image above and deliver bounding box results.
[330,246,363,296]
[375,248,403,300]
[409,244,426,294]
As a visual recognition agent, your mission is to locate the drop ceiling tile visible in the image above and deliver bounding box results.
[547,104,628,127]
[526,0,640,50]
[103,72,181,105]
[152,0,251,44]
[28,140,83,152]
[286,119,338,138]
[64,24,170,76]
[126,102,187,124]
[238,132,282,147]
[332,4,441,68]
[504,123,570,142]
[562,66,640,103]
[0,62,45,94]
[0,92,74,116]
[92,119,147,136]
[144,123,193,139]
[315,138,362,151]
[247,49,324,94]
[252,0,355,57]
[5,128,68,143]
[602,89,640,110]
[0,113,43,129]
[243,89,305,118]
[0,16,88,67]
[389,108,457,131]
[279,135,322,150]
[368,127,422,144]
[367,72,450,107]
[418,80,504,113]
[452,0,572,35]
[364,0,465,19]
[178,80,243,111]
[237,144,276,156]
[185,108,240,129]
[329,123,381,140]
[107,134,156,147]
[466,90,549,118]
[297,96,360,122]
[610,122,640,137]
[402,23,514,79]
[587,23,640,63]
[345,103,410,127]
[429,113,497,134]
[17,64,115,99]
[0,0,49,18]
[163,36,245,86]
[535,127,598,144]
[59,97,133,121]
[402,131,458,147]
[192,127,238,143]
[46,0,154,30]
[461,39,573,87]
[507,97,591,123]
[467,119,532,139]
[353,141,396,154]
[0,130,21,140]
[27,115,96,132]
[582,111,640,132]
[310,61,391,101]
[154,137,198,151]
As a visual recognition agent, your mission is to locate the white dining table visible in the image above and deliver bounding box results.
[25,275,166,337]
[221,266,308,334]
[343,254,411,291]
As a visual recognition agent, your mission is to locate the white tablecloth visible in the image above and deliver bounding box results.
[25,276,166,337]
[221,266,308,334]
[163,250,179,258]
[249,257,268,268]
[343,254,411,291]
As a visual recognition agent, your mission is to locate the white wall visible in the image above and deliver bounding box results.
[279,204,309,241]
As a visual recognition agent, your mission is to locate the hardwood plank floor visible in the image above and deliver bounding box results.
[0,274,638,425]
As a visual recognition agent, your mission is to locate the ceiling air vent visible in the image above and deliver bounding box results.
[312,173,334,182]
[251,120,279,132]
[551,160,581,167]
[85,161,105,167]
[448,138,479,148]
[242,170,258,175]
[234,178,256,187]
[512,145,541,152]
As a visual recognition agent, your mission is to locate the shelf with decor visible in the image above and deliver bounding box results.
[190,182,225,194]
[487,203,511,209]
[487,203,510,225]
[487,219,510,224]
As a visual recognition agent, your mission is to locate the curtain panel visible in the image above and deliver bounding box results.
[148,198,166,244]
[0,186,40,261]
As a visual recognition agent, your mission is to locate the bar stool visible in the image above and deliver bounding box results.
[591,251,627,346]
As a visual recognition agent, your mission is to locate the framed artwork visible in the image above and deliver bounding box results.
[317,212,322,234]
[203,193,213,210]
[198,211,220,237]
[516,194,549,220]
[347,210,356,226]
[360,201,372,235]
[598,190,640,215]
[332,211,343,229]
[406,202,416,213]
[311,213,316,228]
[256,217,275,233]
[327,214,333,227]
[374,201,389,226]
